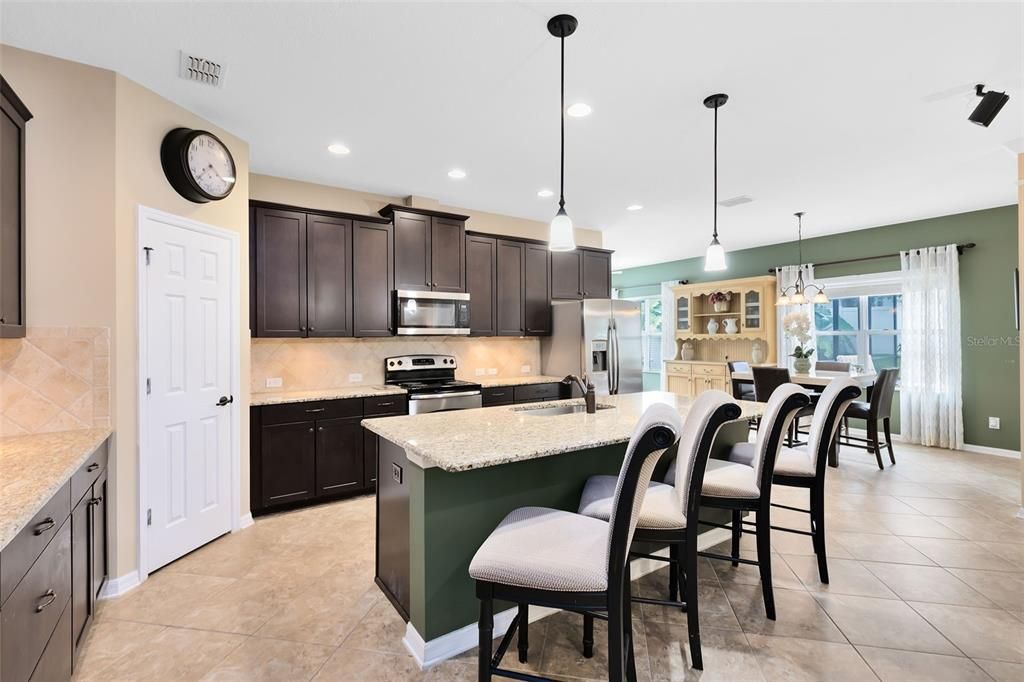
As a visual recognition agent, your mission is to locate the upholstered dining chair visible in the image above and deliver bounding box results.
[752,366,814,445]
[727,361,755,401]
[576,391,741,670]
[470,403,709,681]
[840,368,899,469]
[727,378,861,583]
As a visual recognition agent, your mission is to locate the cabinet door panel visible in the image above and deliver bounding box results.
[260,421,316,507]
[315,418,363,496]
[582,250,612,299]
[254,208,307,337]
[307,214,352,337]
[352,221,394,336]
[90,472,107,601]
[551,250,582,300]
[71,496,90,650]
[523,243,551,335]
[363,430,378,489]
[0,103,26,335]
[430,217,466,292]
[466,235,497,336]
[496,240,524,336]
[393,212,431,291]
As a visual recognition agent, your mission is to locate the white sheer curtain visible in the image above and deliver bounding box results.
[899,244,963,449]
[775,264,817,362]
[660,281,677,389]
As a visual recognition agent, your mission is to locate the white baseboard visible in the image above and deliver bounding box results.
[236,512,254,530]
[843,426,1020,460]
[98,570,141,600]
[402,527,732,670]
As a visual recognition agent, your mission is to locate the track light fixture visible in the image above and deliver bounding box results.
[968,84,1009,127]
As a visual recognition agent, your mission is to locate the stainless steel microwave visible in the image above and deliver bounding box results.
[393,290,471,335]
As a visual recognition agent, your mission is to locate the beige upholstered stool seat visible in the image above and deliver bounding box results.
[468,507,609,592]
[729,442,815,477]
[698,459,760,499]
[578,475,685,530]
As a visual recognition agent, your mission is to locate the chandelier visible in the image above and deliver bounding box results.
[776,212,828,306]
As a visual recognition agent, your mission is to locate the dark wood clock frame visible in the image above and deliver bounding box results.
[159,127,236,203]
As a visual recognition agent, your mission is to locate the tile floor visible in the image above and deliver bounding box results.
[75,442,1023,681]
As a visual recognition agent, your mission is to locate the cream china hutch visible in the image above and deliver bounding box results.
[665,275,777,398]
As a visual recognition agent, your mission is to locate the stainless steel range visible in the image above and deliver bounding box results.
[384,354,482,415]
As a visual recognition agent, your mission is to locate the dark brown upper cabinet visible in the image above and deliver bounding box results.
[250,201,391,338]
[466,234,497,336]
[352,220,395,337]
[378,205,468,293]
[0,78,32,339]
[496,239,525,336]
[523,243,552,335]
[551,248,613,300]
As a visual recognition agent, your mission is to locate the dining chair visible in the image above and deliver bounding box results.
[752,367,814,445]
[840,368,899,469]
[577,391,741,670]
[815,361,850,372]
[679,384,810,620]
[470,403,685,682]
[727,378,861,583]
[727,361,755,401]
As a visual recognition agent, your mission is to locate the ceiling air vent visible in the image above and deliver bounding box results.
[717,195,753,208]
[179,51,225,87]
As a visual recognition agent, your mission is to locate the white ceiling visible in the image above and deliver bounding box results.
[3,1,1022,269]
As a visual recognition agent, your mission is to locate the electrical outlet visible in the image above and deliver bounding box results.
[474,368,485,376]
[348,373,363,383]
[521,365,531,374]
[988,417,1001,430]
[487,368,498,375]
[265,377,283,388]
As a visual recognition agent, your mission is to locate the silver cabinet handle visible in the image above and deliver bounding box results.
[36,589,57,613]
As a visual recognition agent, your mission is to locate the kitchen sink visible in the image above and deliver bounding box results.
[515,403,615,416]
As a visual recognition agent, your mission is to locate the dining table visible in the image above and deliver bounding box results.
[729,366,878,466]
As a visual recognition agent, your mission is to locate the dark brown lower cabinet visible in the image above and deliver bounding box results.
[362,430,379,489]
[30,601,72,682]
[260,421,317,506]
[315,418,363,496]
[90,472,107,602]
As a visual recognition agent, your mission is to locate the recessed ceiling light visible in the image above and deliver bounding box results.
[567,102,592,117]
[626,204,643,211]
[327,143,350,155]
[537,189,554,198]
[448,168,467,179]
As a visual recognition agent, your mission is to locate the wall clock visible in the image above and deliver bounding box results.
[160,127,236,203]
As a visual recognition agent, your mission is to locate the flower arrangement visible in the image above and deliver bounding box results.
[708,291,731,305]
[782,311,815,360]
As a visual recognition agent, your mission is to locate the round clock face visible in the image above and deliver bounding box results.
[187,133,236,199]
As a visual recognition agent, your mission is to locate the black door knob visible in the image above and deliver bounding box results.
[216,395,234,407]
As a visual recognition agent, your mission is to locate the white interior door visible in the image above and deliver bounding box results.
[140,209,236,573]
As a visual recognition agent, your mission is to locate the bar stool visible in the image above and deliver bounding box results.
[576,391,742,670]
[470,403,690,682]
[840,368,899,469]
[688,384,809,620]
[727,378,860,583]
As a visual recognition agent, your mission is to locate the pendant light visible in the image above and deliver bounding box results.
[547,14,578,252]
[703,93,729,271]
[776,212,828,306]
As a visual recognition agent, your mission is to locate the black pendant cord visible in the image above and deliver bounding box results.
[712,103,718,241]
[559,34,566,211]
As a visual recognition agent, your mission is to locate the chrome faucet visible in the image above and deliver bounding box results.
[562,374,597,414]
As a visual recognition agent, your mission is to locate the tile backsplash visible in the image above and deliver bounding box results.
[0,327,111,436]
[252,337,542,393]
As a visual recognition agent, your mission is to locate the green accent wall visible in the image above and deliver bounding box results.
[614,205,1020,451]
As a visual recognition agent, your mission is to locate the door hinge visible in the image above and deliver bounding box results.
[146,378,152,395]
[147,508,152,526]
[143,246,153,265]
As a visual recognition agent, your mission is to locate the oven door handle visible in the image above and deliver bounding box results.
[409,391,482,400]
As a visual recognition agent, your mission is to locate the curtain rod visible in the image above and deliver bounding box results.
[768,242,976,274]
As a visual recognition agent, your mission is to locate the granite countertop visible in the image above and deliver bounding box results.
[250,385,407,406]
[0,428,112,551]
[476,375,564,388]
[363,391,763,472]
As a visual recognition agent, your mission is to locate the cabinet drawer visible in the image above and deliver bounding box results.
[1,482,71,605]
[513,383,561,403]
[1,518,72,682]
[30,599,72,682]
[363,395,407,416]
[665,363,692,376]
[71,442,107,507]
[481,387,514,407]
[692,363,727,377]
[261,398,361,426]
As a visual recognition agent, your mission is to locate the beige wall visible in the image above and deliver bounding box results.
[113,75,251,577]
[250,174,605,248]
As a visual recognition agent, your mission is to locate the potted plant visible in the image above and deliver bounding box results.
[709,291,731,313]
[782,311,815,373]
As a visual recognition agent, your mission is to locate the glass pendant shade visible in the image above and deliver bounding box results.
[704,237,727,271]
[776,294,790,306]
[790,291,807,304]
[548,208,576,251]
[812,291,829,304]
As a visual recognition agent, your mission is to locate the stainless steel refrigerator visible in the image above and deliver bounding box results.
[541,299,643,395]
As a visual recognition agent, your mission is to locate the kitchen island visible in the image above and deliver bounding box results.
[362,390,762,667]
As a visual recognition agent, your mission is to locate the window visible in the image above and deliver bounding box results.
[814,293,901,370]
[630,297,663,373]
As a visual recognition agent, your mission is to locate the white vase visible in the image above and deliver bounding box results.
[751,340,765,365]
[723,318,739,334]
[707,319,719,335]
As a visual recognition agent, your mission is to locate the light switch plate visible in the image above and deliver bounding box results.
[521,365,531,374]
[474,368,485,376]
[349,373,363,383]
[265,377,283,388]
[989,417,1001,430]
[487,368,498,375]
